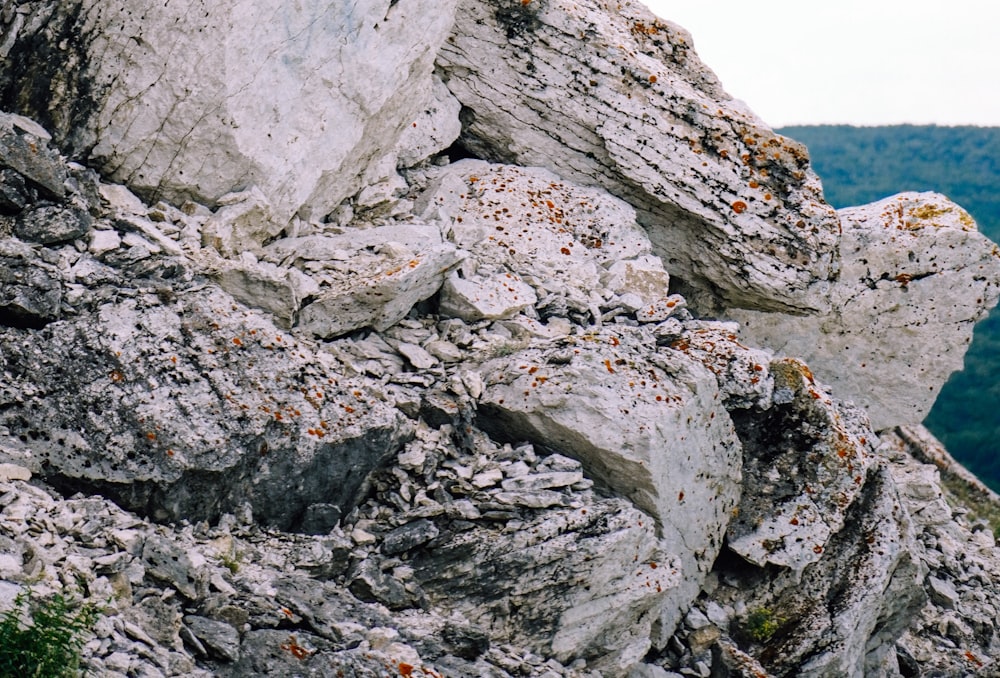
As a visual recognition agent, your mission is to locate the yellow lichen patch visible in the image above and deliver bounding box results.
[909,203,952,221]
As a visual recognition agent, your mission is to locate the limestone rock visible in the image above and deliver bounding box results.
[731,192,1000,429]
[296,242,464,339]
[412,498,680,674]
[199,252,319,329]
[0,238,63,326]
[262,222,445,265]
[1,0,461,225]
[438,0,839,312]
[439,270,537,321]
[14,204,92,244]
[200,188,278,258]
[0,112,66,200]
[183,616,240,662]
[0,287,411,530]
[726,359,877,572]
[479,324,742,639]
[394,74,463,168]
[417,160,662,311]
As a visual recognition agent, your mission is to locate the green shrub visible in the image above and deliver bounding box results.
[744,607,784,643]
[0,589,99,677]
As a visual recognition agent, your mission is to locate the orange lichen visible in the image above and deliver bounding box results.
[731,200,748,214]
[280,636,311,660]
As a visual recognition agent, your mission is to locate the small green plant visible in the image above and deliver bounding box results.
[490,341,524,358]
[0,589,99,677]
[744,607,784,643]
[219,551,242,574]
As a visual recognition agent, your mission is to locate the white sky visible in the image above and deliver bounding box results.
[643,1,1000,127]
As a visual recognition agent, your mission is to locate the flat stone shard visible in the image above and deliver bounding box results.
[438,0,839,312]
[0,113,66,199]
[1,0,461,224]
[731,192,1000,429]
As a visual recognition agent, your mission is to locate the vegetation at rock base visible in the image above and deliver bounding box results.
[0,590,99,678]
[778,125,1000,493]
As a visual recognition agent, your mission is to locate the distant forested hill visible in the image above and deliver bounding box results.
[777,125,1000,492]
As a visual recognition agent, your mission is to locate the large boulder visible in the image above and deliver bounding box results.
[730,192,1000,429]
[0,0,461,224]
[437,0,840,313]
[412,498,679,674]
[478,324,744,640]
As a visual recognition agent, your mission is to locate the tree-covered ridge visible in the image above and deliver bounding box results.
[777,125,1000,492]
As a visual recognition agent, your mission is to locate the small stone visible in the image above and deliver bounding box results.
[445,500,481,520]
[688,625,721,653]
[472,468,504,488]
[705,601,731,627]
[636,295,686,323]
[424,339,465,362]
[104,652,133,673]
[0,464,31,482]
[493,490,568,509]
[183,615,240,662]
[927,575,960,609]
[89,229,122,255]
[500,471,583,492]
[537,454,582,473]
[684,607,711,630]
[397,342,438,369]
[351,528,377,546]
[398,444,427,472]
[381,519,440,556]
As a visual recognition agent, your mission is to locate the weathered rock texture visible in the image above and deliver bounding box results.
[437,0,840,313]
[0,0,461,224]
[1,2,1000,677]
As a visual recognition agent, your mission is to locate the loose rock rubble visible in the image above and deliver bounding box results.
[1,3,1000,677]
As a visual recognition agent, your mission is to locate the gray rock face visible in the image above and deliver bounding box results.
[0,239,62,326]
[0,286,411,530]
[412,498,680,674]
[437,0,839,313]
[478,325,742,640]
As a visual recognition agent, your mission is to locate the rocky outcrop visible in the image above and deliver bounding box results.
[2,1,1000,677]
[731,192,1000,429]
